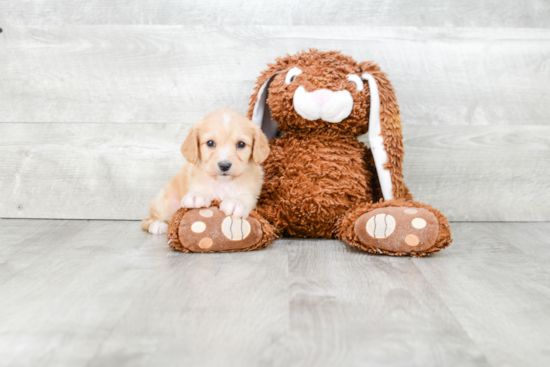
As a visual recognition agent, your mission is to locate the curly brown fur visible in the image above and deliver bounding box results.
[167,200,280,253]
[248,50,369,137]
[247,50,411,200]
[248,50,411,235]
[359,62,411,200]
[244,49,451,255]
[256,130,372,238]
[335,199,452,257]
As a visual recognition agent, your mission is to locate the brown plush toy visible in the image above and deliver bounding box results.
[168,50,452,256]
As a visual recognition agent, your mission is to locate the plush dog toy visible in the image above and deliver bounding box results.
[168,50,452,256]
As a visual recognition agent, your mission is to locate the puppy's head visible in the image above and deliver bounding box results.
[181,109,269,179]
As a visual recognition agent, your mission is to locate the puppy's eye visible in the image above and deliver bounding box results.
[285,67,302,84]
[206,140,216,147]
[347,74,364,91]
[237,141,246,148]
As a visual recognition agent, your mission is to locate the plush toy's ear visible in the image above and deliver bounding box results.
[181,125,200,164]
[360,62,411,201]
[247,65,285,140]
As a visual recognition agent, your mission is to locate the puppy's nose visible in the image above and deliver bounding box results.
[311,89,332,106]
[218,161,232,172]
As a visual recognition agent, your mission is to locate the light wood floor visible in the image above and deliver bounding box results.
[1,219,549,367]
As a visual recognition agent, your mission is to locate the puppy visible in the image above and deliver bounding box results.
[142,109,270,235]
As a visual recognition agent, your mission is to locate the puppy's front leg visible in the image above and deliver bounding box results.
[181,192,212,209]
[220,194,256,218]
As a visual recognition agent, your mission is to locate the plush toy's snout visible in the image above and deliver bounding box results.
[293,87,354,123]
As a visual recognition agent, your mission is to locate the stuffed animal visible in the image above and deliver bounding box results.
[168,50,452,256]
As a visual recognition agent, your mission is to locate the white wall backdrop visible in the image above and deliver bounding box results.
[0,1,549,221]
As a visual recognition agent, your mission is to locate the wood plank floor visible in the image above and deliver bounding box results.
[0,219,549,366]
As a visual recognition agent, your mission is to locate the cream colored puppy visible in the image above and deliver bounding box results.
[142,109,270,235]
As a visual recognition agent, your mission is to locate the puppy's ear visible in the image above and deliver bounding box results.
[252,126,270,165]
[181,125,200,164]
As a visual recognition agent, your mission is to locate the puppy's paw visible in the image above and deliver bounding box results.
[181,192,211,209]
[149,220,168,235]
[220,198,250,218]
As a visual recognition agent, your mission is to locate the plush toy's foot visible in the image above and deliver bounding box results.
[337,200,452,257]
[166,203,279,253]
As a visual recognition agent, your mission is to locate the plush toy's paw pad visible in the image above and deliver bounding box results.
[149,220,168,235]
[354,207,439,254]
[178,207,262,252]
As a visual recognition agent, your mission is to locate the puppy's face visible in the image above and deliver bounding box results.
[181,109,269,179]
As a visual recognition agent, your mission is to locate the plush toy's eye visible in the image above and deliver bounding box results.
[206,140,216,147]
[285,67,303,84]
[347,74,364,91]
[236,141,246,148]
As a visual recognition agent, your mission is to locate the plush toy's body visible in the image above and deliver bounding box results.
[168,50,452,256]
[258,131,373,238]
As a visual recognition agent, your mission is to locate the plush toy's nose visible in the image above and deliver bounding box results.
[311,89,332,106]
